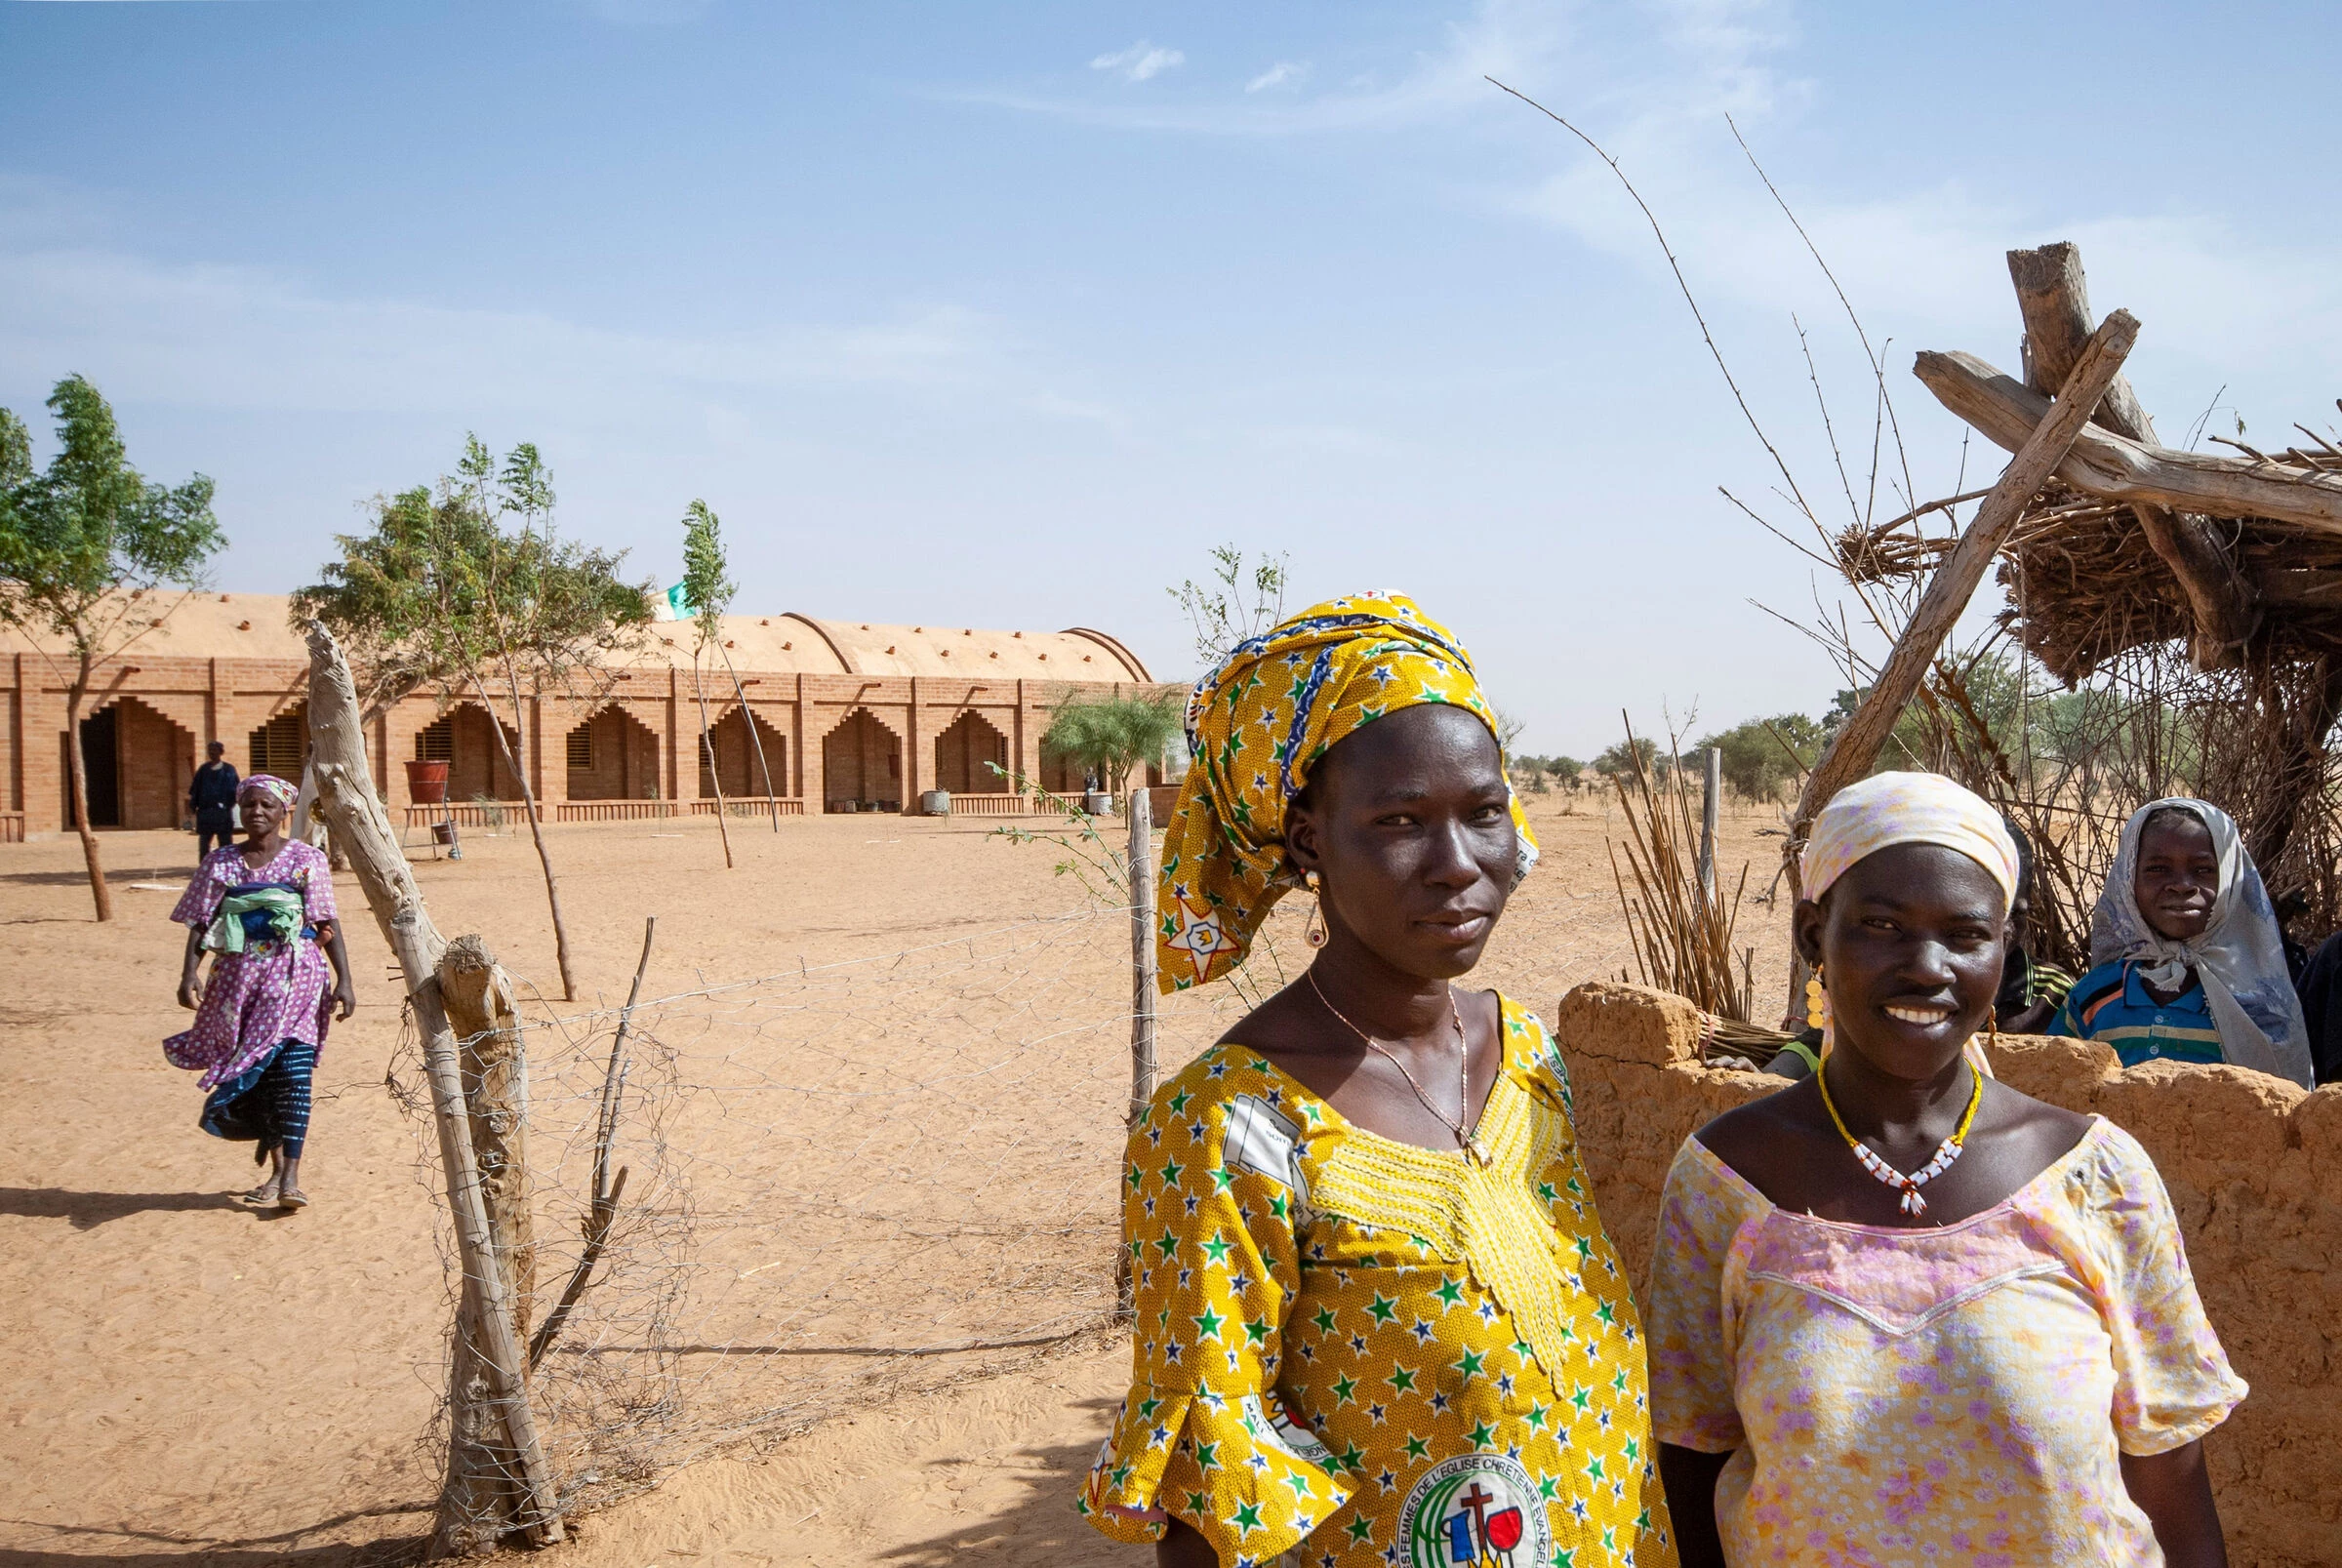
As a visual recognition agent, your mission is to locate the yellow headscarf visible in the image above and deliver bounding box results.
[1156,591,1537,991]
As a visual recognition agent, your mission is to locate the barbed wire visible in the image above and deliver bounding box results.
[385,902,1281,1515]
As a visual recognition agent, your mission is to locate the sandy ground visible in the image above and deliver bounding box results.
[0,793,1791,1565]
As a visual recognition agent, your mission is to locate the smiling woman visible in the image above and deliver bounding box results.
[2049,797,2314,1085]
[1081,593,1675,1568]
[1648,772,2244,1568]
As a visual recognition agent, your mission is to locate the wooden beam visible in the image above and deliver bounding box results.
[1791,308,2140,852]
[1914,348,2342,535]
[2007,242,2258,668]
[302,621,564,1549]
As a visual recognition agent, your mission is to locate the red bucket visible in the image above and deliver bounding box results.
[405,759,450,804]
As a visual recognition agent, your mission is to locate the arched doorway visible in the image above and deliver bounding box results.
[416,704,522,801]
[702,706,789,800]
[567,705,662,800]
[822,708,901,812]
[932,711,1008,794]
[70,697,197,829]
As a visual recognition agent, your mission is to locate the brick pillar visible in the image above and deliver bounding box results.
[665,667,680,803]
[901,678,921,814]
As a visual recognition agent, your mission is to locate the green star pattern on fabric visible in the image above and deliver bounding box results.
[1079,999,1675,1568]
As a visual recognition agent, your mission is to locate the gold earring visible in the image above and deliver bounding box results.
[1303,869,1328,948]
[1987,1004,2000,1052]
[1804,966,1828,1030]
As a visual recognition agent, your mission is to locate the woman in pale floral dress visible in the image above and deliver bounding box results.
[167,773,356,1212]
[1648,772,2241,1567]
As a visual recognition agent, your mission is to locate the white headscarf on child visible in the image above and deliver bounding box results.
[2092,797,2313,1088]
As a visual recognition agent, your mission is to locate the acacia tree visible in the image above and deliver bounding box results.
[295,436,650,999]
[680,501,781,833]
[0,377,222,920]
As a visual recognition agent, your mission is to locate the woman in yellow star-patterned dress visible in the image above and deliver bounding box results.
[1079,593,1676,1568]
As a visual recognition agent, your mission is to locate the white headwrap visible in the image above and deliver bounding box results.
[1801,772,2020,1074]
[2093,797,2313,1089]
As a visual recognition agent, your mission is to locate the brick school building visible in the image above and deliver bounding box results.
[0,594,1180,841]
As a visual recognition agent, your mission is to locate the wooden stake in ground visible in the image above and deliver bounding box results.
[1117,785,1158,1319]
[302,620,563,1551]
[436,934,539,1544]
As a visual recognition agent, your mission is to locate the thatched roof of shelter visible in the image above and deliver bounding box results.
[1888,242,2342,684]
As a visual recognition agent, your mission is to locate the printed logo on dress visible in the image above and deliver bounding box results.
[1395,1452,1549,1568]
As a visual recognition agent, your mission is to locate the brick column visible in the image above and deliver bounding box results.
[901,677,922,813]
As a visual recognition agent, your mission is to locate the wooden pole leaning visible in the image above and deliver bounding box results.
[302,621,564,1550]
[1781,309,2140,1015]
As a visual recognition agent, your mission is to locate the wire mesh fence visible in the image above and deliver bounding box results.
[387,901,1299,1516]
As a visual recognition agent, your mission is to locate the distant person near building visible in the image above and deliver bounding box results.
[188,741,239,860]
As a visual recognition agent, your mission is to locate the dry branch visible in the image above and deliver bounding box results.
[1794,308,2140,845]
[2007,242,2258,667]
[1915,349,2342,533]
[529,916,655,1370]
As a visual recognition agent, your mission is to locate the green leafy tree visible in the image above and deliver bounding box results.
[1550,755,1585,789]
[294,434,650,998]
[0,377,222,920]
[678,498,781,855]
[1695,713,1826,801]
[1041,692,1184,799]
[1592,736,1660,780]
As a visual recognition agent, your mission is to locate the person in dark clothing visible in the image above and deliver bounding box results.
[188,742,239,860]
[2293,931,2342,1084]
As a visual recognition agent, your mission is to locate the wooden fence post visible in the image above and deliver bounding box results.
[435,935,538,1549]
[302,621,563,1551]
[1698,746,1720,908]
[1118,784,1157,1318]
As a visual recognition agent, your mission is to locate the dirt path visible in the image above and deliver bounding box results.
[0,795,1789,1562]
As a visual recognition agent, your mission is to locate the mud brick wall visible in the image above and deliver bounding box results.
[1550,980,2342,1568]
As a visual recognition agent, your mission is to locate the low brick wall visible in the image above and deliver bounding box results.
[1550,980,2342,1568]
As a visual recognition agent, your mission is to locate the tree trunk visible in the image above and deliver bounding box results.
[63,656,112,922]
[303,623,561,1551]
[476,673,579,1001]
[435,934,538,1549]
[690,654,734,869]
[716,642,783,831]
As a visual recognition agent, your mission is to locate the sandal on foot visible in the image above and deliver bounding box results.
[241,1180,281,1206]
[276,1187,309,1211]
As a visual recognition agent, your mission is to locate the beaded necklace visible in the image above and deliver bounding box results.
[1815,1056,1983,1218]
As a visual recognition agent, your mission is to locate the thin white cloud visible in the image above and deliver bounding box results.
[959,0,1571,135]
[1245,61,1310,94]
[0,230,1013,419]
[1089,40,1185,84]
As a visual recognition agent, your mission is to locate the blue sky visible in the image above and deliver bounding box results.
[6,1,2339,755]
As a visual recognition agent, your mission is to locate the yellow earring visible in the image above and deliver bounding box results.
[1303,869,1328,948]
[1804,967,1828,1030]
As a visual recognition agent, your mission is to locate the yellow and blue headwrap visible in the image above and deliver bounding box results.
[1156,591,1537,991]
